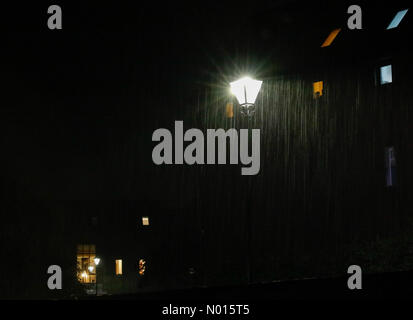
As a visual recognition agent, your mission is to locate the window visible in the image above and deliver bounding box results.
[77,244,96,283]
[385,147,397,187]
[387,9,409,29]
[142,216,150,226]
[226,102,234,118]
[313,81,323,99]
[139,259,146,276]
[115,259,123,275]
[380,65,392,84]
[321,28,341,47]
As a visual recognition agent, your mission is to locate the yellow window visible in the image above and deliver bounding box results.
[313,81,323,99]
[77,244,96,283]
[226,102,234,118]
[142,216,150,226]
[321,29,341,47]
[115,259,123,275]
[139,259,146,276]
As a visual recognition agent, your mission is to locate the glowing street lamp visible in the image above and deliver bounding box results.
[81,271,88,283]
[94,257,100,296]
[230,76,263,116]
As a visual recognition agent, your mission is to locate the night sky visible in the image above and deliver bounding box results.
[0,1,389,202]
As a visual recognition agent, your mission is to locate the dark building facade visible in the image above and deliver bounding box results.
[1,2,413,298]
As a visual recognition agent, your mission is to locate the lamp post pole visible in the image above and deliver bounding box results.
[94,257,100,296]
[229,76,262,284]
[245,121,253,285]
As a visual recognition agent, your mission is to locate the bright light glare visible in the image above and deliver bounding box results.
[88,266,94,272]
[81,271,87,278]
[230,77,263,105]
[387,9,408,29]
[94,257,101,265]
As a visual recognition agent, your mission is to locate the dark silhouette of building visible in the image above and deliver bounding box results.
[1,2,413,298]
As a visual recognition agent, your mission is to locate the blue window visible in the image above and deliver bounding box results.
[385,147,397,187]
[387,9,409,29]
[380,65,393,85]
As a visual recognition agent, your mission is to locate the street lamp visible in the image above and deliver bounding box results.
[229,77,262,283]
[230,76,263,117]
[94,257,100,296]
[81,271,88,282]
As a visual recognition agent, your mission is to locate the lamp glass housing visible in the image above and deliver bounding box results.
[230,77,262,105]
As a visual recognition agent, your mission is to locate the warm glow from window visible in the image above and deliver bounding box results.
[77,244,96,283]
[116,259,123,275]
[313,81,323,98]
[226,102,234,118]
[321,29,341,47]
[139,259,146,276]
[142,216,150,226]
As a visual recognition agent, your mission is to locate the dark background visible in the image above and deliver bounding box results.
[1,1,412,299]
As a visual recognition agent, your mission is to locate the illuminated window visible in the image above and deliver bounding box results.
[387,9,408,29]
[380,65,392,84]
[226,102,234,118]
[77,244,96,283]
[321,28,341,47]
[115,259,123,275]
[142,216,149,226]
[139,259,146,276]
[313,81,323,99]
[385,147,397,187]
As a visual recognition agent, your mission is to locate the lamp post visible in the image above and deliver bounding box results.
[230,76,263,117]
[94,257,100,296]
[81,271,88,283]
[229,76,263,284]
[88,265,94,290]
